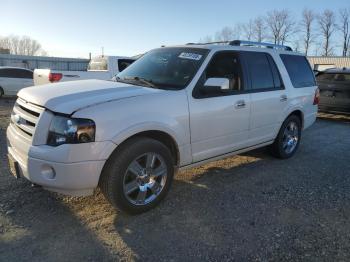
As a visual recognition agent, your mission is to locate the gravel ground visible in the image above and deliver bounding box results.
[1,97,350,261]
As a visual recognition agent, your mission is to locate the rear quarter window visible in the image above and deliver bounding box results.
[280,54,316,88]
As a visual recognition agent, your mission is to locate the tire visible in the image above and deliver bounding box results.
[270,115,302,159]
[0,87,4,98]
[99,137,175,214]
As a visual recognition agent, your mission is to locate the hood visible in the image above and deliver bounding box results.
[18,79,160,114]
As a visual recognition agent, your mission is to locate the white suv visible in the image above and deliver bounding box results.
[7,41,319,214]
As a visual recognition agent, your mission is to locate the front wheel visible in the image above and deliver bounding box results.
[99,137,174,214]
[271,115,302,159]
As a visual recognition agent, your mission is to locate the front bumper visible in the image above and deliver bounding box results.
[7,124,117,196]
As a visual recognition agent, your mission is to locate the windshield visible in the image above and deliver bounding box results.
[116,47,209,89]
[88,57,108,71]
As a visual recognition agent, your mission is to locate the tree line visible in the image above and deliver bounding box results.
[0,35,46,56]
[200,8,350,57]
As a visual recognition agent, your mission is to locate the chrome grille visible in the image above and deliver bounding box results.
[11,98,44,140]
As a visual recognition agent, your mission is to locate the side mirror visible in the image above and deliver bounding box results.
[201,78,230,94]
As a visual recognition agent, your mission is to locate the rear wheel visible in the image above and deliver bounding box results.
[271,115,301,159]
[99,137,174,214]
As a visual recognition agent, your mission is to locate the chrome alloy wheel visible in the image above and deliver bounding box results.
[282,121,299,154]
[123,152,168,205]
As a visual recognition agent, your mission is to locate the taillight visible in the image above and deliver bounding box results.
[313,87,320,105]
[49,73,63,83]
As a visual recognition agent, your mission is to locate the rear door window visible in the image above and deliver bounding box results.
[280,54,315,88]
[243,52,281,91]
[15,69,33,79]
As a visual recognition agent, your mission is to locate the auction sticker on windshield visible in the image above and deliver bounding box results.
[178,52,203,60]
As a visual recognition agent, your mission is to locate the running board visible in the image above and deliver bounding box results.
[178,140,274,171]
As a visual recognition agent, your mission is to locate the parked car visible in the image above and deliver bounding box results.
[33,56,135,85]
[0,67,33,97]
[7,40,319,214]
[316,67,350,114]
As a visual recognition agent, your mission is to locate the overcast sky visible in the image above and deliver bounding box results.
[1,0,350,58]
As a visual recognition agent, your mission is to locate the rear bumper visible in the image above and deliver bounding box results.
[7,124,117,196]
[319,105,350,114]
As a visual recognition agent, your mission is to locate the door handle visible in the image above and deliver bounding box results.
[234,100,246,109]
[280,94,288,102]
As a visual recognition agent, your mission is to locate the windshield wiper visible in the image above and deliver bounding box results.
[122,76,157,88]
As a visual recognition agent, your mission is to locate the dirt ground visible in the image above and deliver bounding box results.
[1,97,350,261]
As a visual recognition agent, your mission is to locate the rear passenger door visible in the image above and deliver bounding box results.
[241,51,287,145]
[14,69,34,91]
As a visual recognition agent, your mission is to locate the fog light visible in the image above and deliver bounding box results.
[41,165,56,180]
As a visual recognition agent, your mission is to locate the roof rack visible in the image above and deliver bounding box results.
[186,40,293,51]
[186,41,231,45]
[230,40,292,51]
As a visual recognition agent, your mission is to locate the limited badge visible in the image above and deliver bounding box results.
[178,52,203,60]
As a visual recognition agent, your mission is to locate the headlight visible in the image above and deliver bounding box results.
[47,115,96,146]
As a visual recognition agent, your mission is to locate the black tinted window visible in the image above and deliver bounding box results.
[244,52,275,90]
[0,69,13,77]
[118,59,135,72]
[16,69,33,79]
[0,68,32,78]
[205,52,243,91]
[280,54,315,88]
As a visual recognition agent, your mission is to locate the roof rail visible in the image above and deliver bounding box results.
[186,40,293,51]
[229,40,293,51]
[186,41,231,45]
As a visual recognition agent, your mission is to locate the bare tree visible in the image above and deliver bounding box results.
[215,26,234,41]
[242,20,254,40]
[266,9,295,45]
[253,16,266,42]
[339,8,350,56]
[199,35,213,43]
[292,39,301,52]
[301,8,315,55]
[214,25,241,42]
[0,35,45,56]
[318,9,337,56]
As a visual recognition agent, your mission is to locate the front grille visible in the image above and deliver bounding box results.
[11,98,45,140]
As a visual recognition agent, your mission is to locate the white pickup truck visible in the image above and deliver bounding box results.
[33,56,135,85]
[7,41,319,214]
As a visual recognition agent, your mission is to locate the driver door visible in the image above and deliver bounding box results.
[188,51,251,162]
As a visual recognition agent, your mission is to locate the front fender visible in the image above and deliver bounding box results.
[111,121,182,146]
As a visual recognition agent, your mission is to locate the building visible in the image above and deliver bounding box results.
[0,54,89,71]
[0,48,10,54]
[307,56,350,71]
